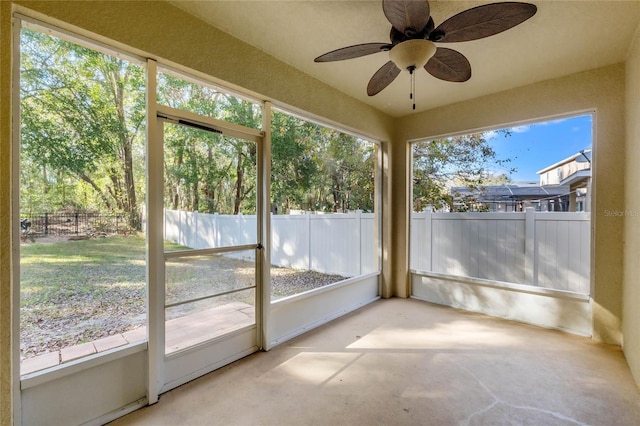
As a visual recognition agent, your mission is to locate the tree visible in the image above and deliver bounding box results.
[323,132,375,212]
[158,73,260,214]
[20,28,145,228]
[19,28,377,223]
[270,111,376,214]
[412,131,514,212]
[270,113,320,213]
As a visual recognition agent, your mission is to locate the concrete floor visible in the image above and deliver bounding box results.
[111,298,640,425]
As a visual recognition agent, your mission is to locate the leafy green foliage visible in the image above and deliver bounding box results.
[20,28,145,228]
[271,111,376,213]
[20,28,377,223]
[158,73,261,214]
[412,131,514,212]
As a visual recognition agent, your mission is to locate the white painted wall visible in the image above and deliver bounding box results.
[269,274,380,348]
[411,273,591,336]
[20,347,147,426]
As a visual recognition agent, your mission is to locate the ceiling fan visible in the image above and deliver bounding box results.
[314,0,537,108]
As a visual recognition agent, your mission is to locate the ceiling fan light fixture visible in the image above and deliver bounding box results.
[314,0,537,104]
[389,39,437,71]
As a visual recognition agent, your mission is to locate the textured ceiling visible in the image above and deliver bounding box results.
[169,1,640,117]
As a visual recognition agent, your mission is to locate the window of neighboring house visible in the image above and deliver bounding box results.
[410,114,593,295]
[19,25,147,374]
[269,109,380,300]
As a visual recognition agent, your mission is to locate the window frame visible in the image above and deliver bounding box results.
[407,111,595,289]
[14,16,150,383]
[268,105,383,300]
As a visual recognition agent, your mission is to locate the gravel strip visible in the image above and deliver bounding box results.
[271,267,347,299]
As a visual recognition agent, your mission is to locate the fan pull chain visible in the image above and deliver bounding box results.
[409,66,416,110]
[412,70,416,110]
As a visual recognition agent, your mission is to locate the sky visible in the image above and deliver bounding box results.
[485,114,593,183]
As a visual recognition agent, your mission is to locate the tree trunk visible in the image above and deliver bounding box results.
[78,172,113,210]
[203,146,216,213]
[332,174,341,213]
[105,65,140,230]
[234,150,244,215]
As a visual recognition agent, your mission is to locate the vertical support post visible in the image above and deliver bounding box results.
[524,207,536,285]
[44,212,49,236]
[178,210,182,246]
[194,210,198,249]
[307,211,312,271]
[259,101,272,350]
[213,212,219,248]
[569,185,577,212]
[378,141,389,297]
[146,58,163,404]
[356,210,362,275]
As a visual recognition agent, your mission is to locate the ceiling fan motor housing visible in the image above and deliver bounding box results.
[389,39,437,71]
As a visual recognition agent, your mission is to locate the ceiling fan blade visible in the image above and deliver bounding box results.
[430,2,537,43]
[383,0,430,35]
[424,48,471,82]
[367,61,401,96]
[314,43,392,62]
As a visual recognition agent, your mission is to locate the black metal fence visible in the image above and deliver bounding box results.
[20,212,133,239]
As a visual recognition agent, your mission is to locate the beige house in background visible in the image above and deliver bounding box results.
[538,149,591,211]
[447,150,592,213]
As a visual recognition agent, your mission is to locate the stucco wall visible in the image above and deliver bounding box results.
[624,22,640,386]
[393,64,627,346]
[1,2,14,424]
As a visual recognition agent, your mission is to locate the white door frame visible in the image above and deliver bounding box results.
[146,60,267,401]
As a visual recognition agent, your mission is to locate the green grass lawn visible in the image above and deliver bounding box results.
[20,236,190,357]
[20,235,346,360]
[20,236,151,357]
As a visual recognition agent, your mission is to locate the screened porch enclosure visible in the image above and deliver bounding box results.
[408,119,594,337]
[9,1,639,425]
[16,18,382,426]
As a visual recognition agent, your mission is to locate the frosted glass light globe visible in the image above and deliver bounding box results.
[389,39,437,71]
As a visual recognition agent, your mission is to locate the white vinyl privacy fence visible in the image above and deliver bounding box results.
[164,209,378,277]
[410,208,591,294]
